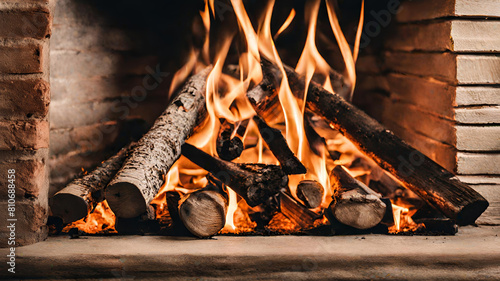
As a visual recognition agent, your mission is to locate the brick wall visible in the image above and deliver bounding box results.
[0,0,52,246]
[354,0,500,224]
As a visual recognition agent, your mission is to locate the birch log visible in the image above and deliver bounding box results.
[51,143,135,223]
[106,67,211,218]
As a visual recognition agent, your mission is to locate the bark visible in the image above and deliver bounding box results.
[51,143,135,223]
[261,58,489,225]
[181,143,288,207]
[328,165,387,230]
[106,67,211,218]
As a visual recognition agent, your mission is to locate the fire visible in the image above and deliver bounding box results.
[62,201,116,234]
[64,0,427,236]
[389,203,422,233]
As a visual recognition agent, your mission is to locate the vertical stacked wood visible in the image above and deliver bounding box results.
[354,0,500,224]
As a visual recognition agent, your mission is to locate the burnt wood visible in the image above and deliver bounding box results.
[252,115,306,175]
[51,143,136,223]
[216,119,244,161]
[279,192,322,229]
[260,58,489,225]
[106,67,211,218]
[181,143,288,207]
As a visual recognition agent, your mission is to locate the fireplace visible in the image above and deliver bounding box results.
[0,0,499,278]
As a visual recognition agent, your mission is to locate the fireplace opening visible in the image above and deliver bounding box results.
[2,0,498,247]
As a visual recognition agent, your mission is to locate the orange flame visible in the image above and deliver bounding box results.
[70,0,421,236]
[62,201,117,234]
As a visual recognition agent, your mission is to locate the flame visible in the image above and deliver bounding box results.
[157,0,363,232]
[67,0,425,236]
[389,203,421,233]
[325,0,365,99]
[62,201,117,234]
[274,9,296,39]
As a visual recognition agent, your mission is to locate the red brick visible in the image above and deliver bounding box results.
[1,0,49,3]
[0,9,51,39]
[0,120,49,150]
[0,159,45,198]
[0,78,49,118]
[0,200,48,246]
[0,43,43,74]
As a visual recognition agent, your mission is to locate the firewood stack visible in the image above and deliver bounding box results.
[354,0,500,224]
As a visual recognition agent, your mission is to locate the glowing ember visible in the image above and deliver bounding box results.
[389,203,422,233]
[62,201,117,234]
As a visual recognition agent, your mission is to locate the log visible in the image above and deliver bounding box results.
[279,192,322,229]
[106,67,211,218]
[252,115,306,175]
[261,58,489,225]
[51,143,135,223]
[181,143,288,207]
[328,166,387,230]
[114,205,160,235]
[179,186,227,238]
[380,198,395,226]
[296,180,324,208]
[216,119,244,161]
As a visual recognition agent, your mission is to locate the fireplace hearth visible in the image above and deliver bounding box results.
[0,0,499,279]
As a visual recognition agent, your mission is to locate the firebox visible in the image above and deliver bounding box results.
[0,0,499,279]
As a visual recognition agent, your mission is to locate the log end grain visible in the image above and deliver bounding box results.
[105,182,148,219]
[296,180,324,208]
[332,191,387,230]
[457,199,489,226]
[179,190,227,238]
[50,188,89,224]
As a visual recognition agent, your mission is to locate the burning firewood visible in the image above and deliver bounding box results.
[279,192,322,229]
[216,118,244,161]
[51,143,136,223]
[181,143,288,207]
[252,115,306,175]
[179,176,228,238]
[328,165,387,230]
[296,180,324,209]
[105,67,211,218]
[259,58,489,225]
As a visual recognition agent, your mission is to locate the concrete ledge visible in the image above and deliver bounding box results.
[1,226,499,280]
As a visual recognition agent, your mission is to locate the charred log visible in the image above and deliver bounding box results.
[261,58,489,226]
[106,67,211,218]
[217,119,244,161]
[51,143,135,223]
[252,115,306,175]
[181,143,288,207]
